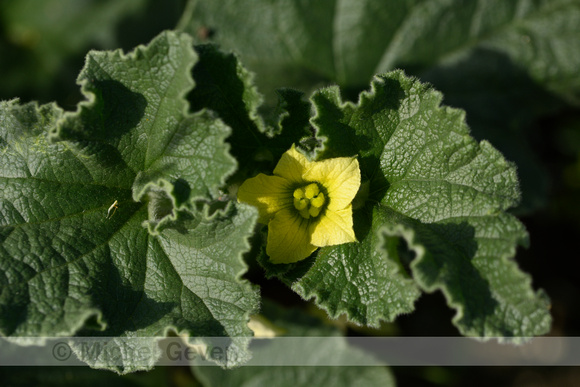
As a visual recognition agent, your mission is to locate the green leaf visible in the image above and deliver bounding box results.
[180,0,337,100]
[258,205,422,326]
[192,301,395,387]
[182,0,580,100]
[187,44,269,174]
[0,31,259,372]
[188,44,314,184]
[269,71,551,338]
[73,202,259,373]
[52,32,236,203]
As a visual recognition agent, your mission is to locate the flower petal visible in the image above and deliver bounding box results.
[267,208,317,263]
[238,173,293,224]
[303,156,361,211]
[310,205,357,247]
[273,144,310,183]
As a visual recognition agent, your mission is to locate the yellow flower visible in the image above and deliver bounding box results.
[238,145,361,264]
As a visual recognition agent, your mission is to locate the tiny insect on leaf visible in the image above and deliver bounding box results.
[106,200,119,219]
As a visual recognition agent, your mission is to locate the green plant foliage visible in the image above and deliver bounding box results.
[188,44,314,181]
[181,0,580,212]
[263,71,551,338]
[192,301,395,387]
[182,0,580,100]
[0,1,560,377]
[0,31,259,372]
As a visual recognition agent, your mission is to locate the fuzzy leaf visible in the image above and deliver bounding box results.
[269,71,551,338]
[0,31,259,372]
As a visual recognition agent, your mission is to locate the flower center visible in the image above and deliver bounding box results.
[293,183,326,219]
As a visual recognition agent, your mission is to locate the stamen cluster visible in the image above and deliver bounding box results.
[293,183,326,219]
